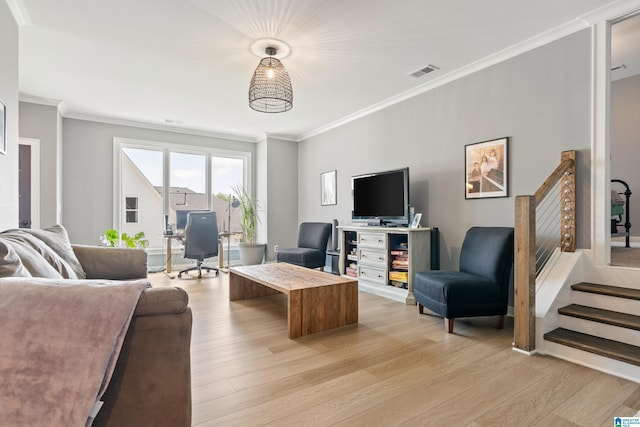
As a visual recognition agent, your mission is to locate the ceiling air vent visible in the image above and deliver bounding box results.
[409,64,439,78]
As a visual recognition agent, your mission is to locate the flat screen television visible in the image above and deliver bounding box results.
[352,167,410,226]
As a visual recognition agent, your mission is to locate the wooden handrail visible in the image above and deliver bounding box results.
[513,150,576,352]
[534,157,574,203]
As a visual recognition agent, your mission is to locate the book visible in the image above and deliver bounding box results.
[390,250,408,256]
[389,271,408,282]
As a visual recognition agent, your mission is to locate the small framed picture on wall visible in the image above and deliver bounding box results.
[0,100,6,155]
[321,170,337,206]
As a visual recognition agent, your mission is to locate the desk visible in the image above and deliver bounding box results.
[164,234,184,274]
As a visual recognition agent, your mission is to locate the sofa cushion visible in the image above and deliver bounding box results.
[0,241,32,278]
[22,225,86,279]
[0,233,67,279]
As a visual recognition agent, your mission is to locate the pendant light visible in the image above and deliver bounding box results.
[248,47,293,113]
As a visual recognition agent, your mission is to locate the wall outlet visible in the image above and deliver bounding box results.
[274,245,279,253]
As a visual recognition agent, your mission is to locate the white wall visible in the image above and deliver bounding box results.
[299,30,593,270]
[0,3,19,229]
[611,74,640,236]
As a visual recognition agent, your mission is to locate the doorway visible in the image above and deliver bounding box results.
[18,138,40,229]
[610,12,640,267]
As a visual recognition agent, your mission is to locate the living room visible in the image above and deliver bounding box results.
[2,0,640,425]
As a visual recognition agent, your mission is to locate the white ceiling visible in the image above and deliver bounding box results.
[14,0,626,141]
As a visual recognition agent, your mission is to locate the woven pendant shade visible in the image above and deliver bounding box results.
[249,48,293,113]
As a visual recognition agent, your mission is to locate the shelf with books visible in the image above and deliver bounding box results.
[337,225,435,305]
[389,237,409,289]
[344,230,358,278]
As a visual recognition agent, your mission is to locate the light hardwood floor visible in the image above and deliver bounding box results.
[150,271,640,426]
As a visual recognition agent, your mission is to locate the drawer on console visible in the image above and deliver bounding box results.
[358,232,386,249]
[358,248,387,266]
[358,265,387,285]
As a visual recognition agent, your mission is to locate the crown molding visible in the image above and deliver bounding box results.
[299,1,640,142]
[265,133,300,142]
[63,112,264,143]
[20,94,263,143]
[5,0,31,26]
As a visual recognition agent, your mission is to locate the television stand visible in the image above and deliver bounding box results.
[337,225,436,304]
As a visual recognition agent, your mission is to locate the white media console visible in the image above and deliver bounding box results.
[337,225,436,304]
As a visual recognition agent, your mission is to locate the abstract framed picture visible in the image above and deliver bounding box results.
[0,100,5,155]
[465,137,509,199]
[321,170,337,206]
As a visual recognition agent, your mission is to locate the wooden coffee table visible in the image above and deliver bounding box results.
[229,263,358,338]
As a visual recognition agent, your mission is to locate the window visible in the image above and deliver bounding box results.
[115,138,250,251]
[125,197,138,223]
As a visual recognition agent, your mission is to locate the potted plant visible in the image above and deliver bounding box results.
[101,229,149,249]
[232,185,265,265]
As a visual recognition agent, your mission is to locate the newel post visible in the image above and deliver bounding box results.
[514,195,536,352]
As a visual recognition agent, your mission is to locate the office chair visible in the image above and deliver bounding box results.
[414,227,514,333]
[178,211,220,279]
[276,222,332,269]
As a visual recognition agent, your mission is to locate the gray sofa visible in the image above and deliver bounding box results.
[0,225,192,427]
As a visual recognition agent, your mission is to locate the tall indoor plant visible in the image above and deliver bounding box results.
[232,185,265,265]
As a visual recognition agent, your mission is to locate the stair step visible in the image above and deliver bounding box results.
[544,328,640,367]
[572,282,640,301]
[558,304,640,331]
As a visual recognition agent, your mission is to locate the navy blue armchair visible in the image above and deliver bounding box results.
[276,222,332,269]
[414,227,514,333]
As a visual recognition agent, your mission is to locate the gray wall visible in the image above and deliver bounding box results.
[19,102,63,227]
[299,30,592,270]
[59,118,257,245]
[0,4,19,229]
[262,137,298,261]
[611,74,640,236]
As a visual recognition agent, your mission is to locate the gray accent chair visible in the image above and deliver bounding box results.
[413,226,514,333]
[178,211,220,279]
[276,222,332,269]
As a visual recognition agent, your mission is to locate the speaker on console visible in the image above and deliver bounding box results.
[332,219,339,251]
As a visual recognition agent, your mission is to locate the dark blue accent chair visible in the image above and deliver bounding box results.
[414,227,514,333]
[276,222,332,269]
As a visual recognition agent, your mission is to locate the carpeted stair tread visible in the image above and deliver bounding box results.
[544,328,640,366]
[558,304,640,331]
[571,282,640,301]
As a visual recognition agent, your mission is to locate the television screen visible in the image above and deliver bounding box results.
[352,168,409,225]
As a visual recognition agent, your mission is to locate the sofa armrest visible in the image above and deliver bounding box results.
[134,287,189,316]
[72,245,148,280]
[94,304,192,426]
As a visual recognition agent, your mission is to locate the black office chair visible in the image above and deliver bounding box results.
[276,222,332,269]
[413,227,514,333]
[178,211,220,279]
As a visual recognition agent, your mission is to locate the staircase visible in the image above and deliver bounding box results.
[543,282,640,380]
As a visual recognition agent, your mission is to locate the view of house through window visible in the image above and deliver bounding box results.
[125,197,139,223]
[120,144,246,251]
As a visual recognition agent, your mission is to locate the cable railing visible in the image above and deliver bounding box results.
[514,150,576,352]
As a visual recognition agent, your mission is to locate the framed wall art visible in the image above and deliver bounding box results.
[321,170,337,206]
[0,100,5,155]
[465,137,509,199]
